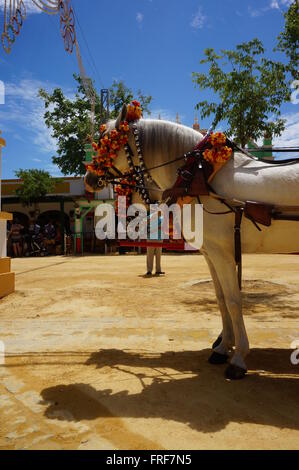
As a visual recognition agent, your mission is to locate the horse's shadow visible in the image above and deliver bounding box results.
[40,348,299,433]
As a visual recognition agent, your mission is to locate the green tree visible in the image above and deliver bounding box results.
[276,0,299,80]
[15,169,58,206]
[109,80,152,119]
[192,39,289,147]
[39,76,152,176]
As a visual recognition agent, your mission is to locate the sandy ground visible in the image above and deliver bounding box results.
[0,253,298,450]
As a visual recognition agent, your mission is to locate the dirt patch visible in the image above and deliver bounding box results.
[0,254,298,450]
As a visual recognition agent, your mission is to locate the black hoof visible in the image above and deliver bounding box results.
[212,335,222,349]
[225,364,247,380]
[208,351,229,365]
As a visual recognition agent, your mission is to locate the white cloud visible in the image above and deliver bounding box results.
[273,112,299,149]
[248,111,299,157]
[270,0,280,9]
[0,79,57,154]
[191,6,206,30]
[272,0,294,7]
[248,7,264,17]
[136,12,144,24]
[248,0,293,17]
[44,163,62,177]
[0,0,44,14]
[151,108,184,123]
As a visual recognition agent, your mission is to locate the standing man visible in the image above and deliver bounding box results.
[146,210,165,277]
[9,218,24,258]
[44,220,56,254]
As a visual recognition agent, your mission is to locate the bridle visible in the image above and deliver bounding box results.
[96,121,165,204]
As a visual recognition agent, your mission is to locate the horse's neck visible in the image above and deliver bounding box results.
[213,152,299,206]
[140,120,203,190]
[132,120,299,206]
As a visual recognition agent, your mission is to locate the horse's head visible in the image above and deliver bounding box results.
[84,104,130,193]
[84,102,205,196]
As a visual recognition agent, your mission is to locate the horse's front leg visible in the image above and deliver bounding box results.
[207,246,249,379]
[203,252,235,364]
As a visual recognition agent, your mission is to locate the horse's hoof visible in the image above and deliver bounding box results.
[212,335,222,349]
[208,351,229,365]
[225,364,247,380]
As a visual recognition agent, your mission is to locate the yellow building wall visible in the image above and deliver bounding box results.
[2,181,70,196]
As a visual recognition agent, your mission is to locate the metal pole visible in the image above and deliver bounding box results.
[100,89,109,123]
[60,199,65,255]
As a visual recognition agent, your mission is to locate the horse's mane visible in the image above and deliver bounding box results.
[137,119,204,161]
[107,118,204,162]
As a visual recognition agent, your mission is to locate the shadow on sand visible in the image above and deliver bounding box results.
[40,348,299,433]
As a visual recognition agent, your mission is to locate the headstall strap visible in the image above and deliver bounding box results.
[123,122,157,205]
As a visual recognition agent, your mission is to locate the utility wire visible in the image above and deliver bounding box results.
[72,3,105,90]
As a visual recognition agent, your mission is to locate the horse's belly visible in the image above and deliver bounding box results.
[242,219,299,254]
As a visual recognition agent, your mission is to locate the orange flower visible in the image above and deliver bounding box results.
[110,129,119,140]
[215,146,232,163]
[204,131,232,165]
[85,164,94,172]
[126,100,143,121]
[100,124,107,134]
[100,135,109,146]
[209,132,226,147]
[111,141,120,151]
[87,101,142,177]
[203,149,214,163]
[121,123,129,133]
[98,147,107,156]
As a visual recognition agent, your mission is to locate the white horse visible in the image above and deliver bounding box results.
[85,104,299,379]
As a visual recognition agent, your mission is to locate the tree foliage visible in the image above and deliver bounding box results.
[39,76,152,176]
[193,2,299,146]
[192,39,289,147]
[109,80,152,119]
[15,169,58,206]
[276,0,299,80]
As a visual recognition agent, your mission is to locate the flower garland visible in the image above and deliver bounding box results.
[203,132,233,164]
[85,100,143,177]
[114,176,136,214]
[126,100,143,121]
[85,121,130,176]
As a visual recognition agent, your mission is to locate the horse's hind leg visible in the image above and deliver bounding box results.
[207,247,249,379]
[203,253,235,364]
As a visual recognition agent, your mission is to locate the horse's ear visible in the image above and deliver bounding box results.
[115,103,127,129]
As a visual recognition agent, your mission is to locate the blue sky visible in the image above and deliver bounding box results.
[0,0,298,178]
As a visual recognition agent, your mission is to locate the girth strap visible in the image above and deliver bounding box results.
[234,208,243,291]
